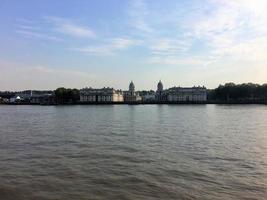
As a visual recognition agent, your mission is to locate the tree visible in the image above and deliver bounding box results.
[55,87,80,104]
[212,83,267,101]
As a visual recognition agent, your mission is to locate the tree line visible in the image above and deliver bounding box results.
[208,83,267,101]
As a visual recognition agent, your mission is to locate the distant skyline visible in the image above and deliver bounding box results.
[0,0,267,90]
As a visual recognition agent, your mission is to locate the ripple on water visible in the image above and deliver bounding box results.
[0,105,267,199]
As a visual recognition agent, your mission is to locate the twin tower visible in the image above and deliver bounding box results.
[126,80,165,102]
[128,80,163,92]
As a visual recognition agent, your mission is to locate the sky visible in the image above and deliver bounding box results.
[0,0,267,90]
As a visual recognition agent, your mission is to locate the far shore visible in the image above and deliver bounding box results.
[1,100,267,106]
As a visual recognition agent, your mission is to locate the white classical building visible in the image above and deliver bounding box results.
[167,86,207,102]
[123,81,142,102]
[154,80,207,102]
[80,87,124,102]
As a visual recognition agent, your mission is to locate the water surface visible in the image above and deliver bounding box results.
[0,105,267,199]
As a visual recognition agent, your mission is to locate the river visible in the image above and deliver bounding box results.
[0,105,267,199]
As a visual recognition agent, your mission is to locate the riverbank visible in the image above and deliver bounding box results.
[1,100,267,105]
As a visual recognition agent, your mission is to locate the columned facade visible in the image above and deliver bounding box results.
[80,87,124,102]
[155,80,207,102]
[80,81,207,103]
[166,87,207,102]
[123,81,142,102]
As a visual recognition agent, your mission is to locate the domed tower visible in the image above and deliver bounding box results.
[156,80,165,101]
[129,81,135,93]
[157,80,163,92]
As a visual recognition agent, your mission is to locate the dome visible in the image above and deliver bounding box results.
[129,81,135,92]
[157,80,163,92]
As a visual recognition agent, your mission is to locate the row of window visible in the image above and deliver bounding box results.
[168,95,207,101]
[81,95,123,102]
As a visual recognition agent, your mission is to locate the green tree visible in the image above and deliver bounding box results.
[55,87,80,104]
[213,83,267,101]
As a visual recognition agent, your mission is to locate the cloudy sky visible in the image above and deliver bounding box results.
[0,0,267,90]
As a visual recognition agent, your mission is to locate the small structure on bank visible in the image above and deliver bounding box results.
[10,96,22,103]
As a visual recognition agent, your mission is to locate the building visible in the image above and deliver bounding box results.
[154,80,207,102]
[0,91,15,100]
[123,81,142,102]
[80,87,124,103]
[30,94,56,105]
[0,97,8,104]
[155,80,168,102]
[139,90,155,102]
[9,96,22,103]
[166,86,207,102]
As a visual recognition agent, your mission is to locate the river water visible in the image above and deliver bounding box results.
[0,105,267,199]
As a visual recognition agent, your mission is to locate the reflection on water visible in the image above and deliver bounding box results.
[0,105,267,200]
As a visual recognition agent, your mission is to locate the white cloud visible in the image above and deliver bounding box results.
[111,38,141,49]
[44,16,96,38]
[128,0,152,33]
[16,19,62,41]
[16,16,96,41]
[59,23,95,38]
[17,24,41,31]
[215,37,267,61]
[149,39,192,56]
[16,30,62,41]
[148,56,208,66]
[178,0,267,64]
[190,8,239,37]
[72,38,142,55]
[215,0,267,14]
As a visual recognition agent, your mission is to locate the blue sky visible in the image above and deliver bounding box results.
[0,0,267,90]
